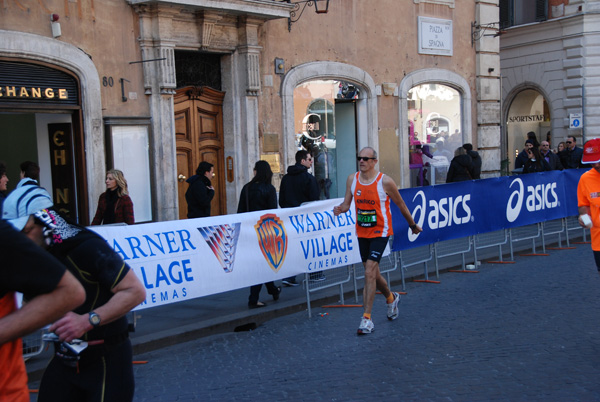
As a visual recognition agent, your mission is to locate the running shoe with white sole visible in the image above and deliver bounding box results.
[357,317,374,335]
[387,292,400,321]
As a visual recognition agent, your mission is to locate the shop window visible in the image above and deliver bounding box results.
[104,120,153,222]
[407,83,461,186]
[293,80,360,199]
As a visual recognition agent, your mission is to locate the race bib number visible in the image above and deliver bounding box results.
[357,208,377,227]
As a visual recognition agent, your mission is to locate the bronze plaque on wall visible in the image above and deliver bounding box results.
[261,154,280,174]
[48,123,77,219]
[263,133,279,153]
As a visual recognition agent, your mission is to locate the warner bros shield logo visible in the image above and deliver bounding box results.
[254,214,288,272]
[197,223,241,273]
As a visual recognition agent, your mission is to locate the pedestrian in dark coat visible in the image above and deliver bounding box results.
[279,150,320,208]
[238,160,281,308]
[462,143,482,179]
[279,150,320,286]
[185,161,214,218]
[446,147,474,183]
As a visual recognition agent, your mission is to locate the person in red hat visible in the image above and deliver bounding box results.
[577,138,600,270]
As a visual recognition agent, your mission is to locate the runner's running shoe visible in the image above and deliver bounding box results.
[357,317,374,335]
[387,292,400,321]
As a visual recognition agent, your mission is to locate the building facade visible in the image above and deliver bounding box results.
[0,0,501,224]
[500,0,600,169]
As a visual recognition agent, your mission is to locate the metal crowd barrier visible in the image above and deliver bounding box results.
[303,265,352,318]
[474,229,511,264]
[434,236,476,273]
[300,217,589,318]
[565,216,590,246]
[508,223,546,258]
[22,327,48,360]
[398,244,436,284]
[541,218,572,251]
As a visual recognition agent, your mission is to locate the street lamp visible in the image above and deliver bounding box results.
[288,0,330,32]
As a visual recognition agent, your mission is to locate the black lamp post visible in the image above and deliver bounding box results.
[288,0,330,31]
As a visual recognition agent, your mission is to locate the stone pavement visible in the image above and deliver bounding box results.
[28,237,600,401]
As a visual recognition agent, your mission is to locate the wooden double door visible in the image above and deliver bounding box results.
[175,87,226,220]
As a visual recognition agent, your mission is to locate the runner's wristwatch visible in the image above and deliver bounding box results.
[88,311,101,328]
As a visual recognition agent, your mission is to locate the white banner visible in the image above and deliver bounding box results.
[91,199,367,311]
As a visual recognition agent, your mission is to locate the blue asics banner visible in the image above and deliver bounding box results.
[391,169,588,251]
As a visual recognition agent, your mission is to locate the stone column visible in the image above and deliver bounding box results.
[475,0,502,177]
[226,18,263,212]
[136,5,179,221]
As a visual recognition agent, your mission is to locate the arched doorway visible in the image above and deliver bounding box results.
[0,59,88,223]
[505,88,551,170]
[174,86,226,219]
[292,81,359,199]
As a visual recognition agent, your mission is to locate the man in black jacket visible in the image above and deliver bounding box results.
[279,150,320,285]
[185,161,215,218]
[462,143,482,179]
[559,136,584,169]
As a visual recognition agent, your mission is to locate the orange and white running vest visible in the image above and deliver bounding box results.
[351,172,393,238]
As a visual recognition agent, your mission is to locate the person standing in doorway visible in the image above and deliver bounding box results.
[333,147,422,335]
[515,139,535,170]
[92,169,135,225]
[279,150,320,286]
[186,161,215,219]
[238,160,282,308]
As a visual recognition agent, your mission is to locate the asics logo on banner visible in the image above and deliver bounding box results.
[506,178,559,222]
[409,190,472,242]
[198,224,241,273]
[255,214,288,273]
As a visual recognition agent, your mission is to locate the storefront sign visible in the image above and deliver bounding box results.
[0,61,79,106]
[0,86,69,100]
[418,17,453,56]
[508,114,545,123]
[48,123,77,219]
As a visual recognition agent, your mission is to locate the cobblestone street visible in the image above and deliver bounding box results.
[123,246,600,401]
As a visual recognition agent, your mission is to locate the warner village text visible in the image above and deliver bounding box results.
[287,209,356,271]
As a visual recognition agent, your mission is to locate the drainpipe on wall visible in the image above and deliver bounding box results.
[582,83,586,143]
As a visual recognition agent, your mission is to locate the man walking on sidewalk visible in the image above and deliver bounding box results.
[334,147,422,335]
[279,149,320,285]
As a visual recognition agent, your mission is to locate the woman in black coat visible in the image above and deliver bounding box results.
[523,147,551,173]
[237,160,281,308]
[446,147,474,183]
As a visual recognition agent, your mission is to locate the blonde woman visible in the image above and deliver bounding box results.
[92,169,134,225]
